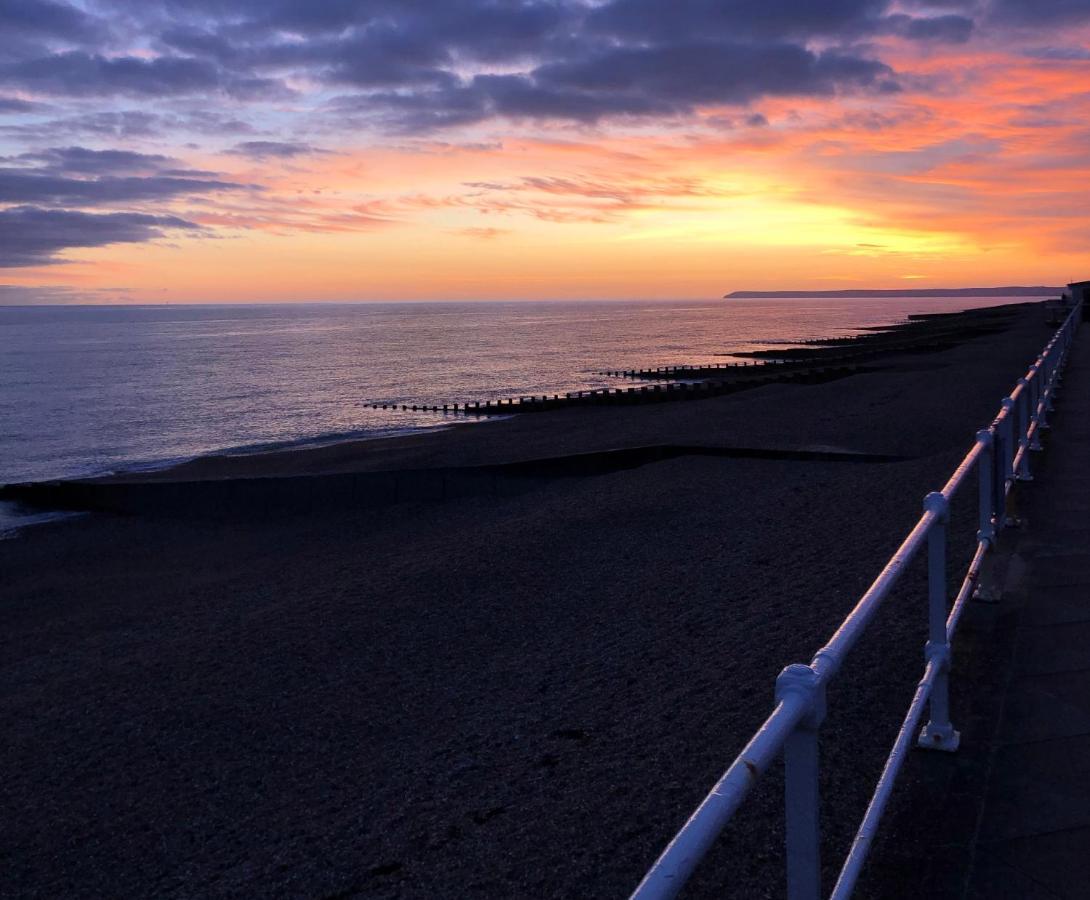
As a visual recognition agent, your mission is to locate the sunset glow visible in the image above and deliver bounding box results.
[2,2,1088,302]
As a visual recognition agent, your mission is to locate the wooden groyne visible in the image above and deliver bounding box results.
[608,333,1007,379]
[365,363,866,417]
[596,310,1020,380]
[365,303,1026,419]
[596,360,770,378]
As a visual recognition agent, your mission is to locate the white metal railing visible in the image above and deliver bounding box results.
[631,298,1083,900]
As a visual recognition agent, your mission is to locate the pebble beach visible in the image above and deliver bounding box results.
[0,302,1055,898]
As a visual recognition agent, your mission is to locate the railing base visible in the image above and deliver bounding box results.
[917,722,960,752]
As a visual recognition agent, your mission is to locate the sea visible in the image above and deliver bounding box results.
[0,296,1042,512]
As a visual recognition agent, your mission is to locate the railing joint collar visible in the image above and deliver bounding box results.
[924,639,952,672]
[923,490,949,521]
[775,663,826,730]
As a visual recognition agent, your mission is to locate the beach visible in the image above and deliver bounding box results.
[0,302,1055,898]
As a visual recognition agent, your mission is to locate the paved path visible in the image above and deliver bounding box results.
[963,326,1090,898]
[862,321,1090,900]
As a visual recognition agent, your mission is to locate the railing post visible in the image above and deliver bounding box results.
[1015,378,1033,480]
[1001,397,1015,480]
[1029,370,1045,450]
[973,431,1002,603]
[1040,352,1055,421]
[919,492,960,751]
[776,664,826,900]
[996,397,1014,525]
[977,430,995,547]
[1045,355,1057,413]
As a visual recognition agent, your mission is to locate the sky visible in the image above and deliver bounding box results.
[0,0,1088,303]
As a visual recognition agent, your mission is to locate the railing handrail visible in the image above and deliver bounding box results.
[631,296,1083,900]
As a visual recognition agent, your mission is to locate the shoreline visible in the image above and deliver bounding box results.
[2,298,1037,493]
[2,301,1035,501]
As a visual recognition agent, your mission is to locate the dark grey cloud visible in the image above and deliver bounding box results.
[145,0,570,53]
[0,96,43,113]
[159,26,240,64]
[0,146,245,208]
[0,169,243,205]
[1024,45,1090,60]
[18,146,177,174]
[322,27,457,89]
[6,0,1055,138]
[586,0,891,41]
[1,51,220,97]
[0,94,46,113]
[0,0,914,123]
[535,42,895,106]
[0,0,103,42]
[0,50,291,99]
[333,41,895,132]
[334,76,673,132]
[989,0,1090,26]
[883,13,974,42]
[227,141,328,158]
[1,109,258,142]
[588,1,978,48]
[0,110,161,140]
[0,205,200,267]
[908,0,977,7]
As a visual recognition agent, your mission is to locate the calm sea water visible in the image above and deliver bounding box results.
[1,296,1037,488]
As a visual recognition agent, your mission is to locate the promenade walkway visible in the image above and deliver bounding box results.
[857,320,1090,900]
[875,323,1090,899]
[959,329,1090,896]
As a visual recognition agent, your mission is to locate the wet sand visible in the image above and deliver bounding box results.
[0,302,1055,898]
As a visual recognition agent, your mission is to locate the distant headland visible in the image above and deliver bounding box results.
[724,286,1063,299]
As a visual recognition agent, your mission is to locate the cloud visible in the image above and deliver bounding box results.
[0,0,1085,283]
[825,136,1003,176]
[882,13,974,42]
[0,96,44,113]
[455,226,510,240]
[0,1,905,130]
[331,42,895,132]
[407,169,747,224]
[227,141,328,158]
[0,0,103,43]
[0,146,244,264]
[0,50,290,99]
[17,146,178,174]
[0,206,200,267]
[0,170,245,205]
[989,0,1090,26]
[0,51,220,97]
[0,110,161,140]
[586,0,891,41]
[0,146,246,206]
[0,283,133,304]
[310,4,898,130]
[1024,45,1090,61]
[534,42,895,107]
